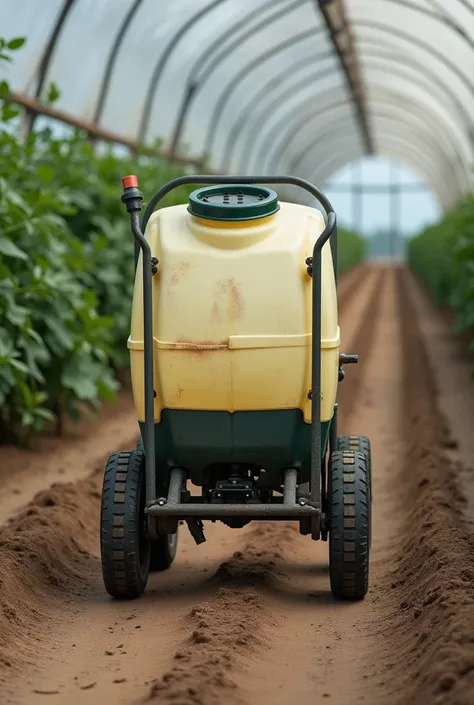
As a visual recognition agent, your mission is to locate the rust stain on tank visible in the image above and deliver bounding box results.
[211,301,220,322]
[214,278,244,320]
[229,278,244,320]
[169,385,184,404]
[167,261,190,296]
[172,336,228,354]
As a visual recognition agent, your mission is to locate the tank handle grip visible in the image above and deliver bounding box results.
[122,174,337,526]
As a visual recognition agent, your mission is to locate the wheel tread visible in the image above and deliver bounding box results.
[100,450,150,599]
[329,449,370,600]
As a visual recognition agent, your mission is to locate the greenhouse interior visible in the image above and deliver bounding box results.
[1,2,474,705]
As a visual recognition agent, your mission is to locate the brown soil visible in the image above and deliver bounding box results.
[376,269,474,705]
[0,390,138,523]
[0,265,473,705]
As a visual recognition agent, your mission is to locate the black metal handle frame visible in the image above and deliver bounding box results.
[126,175,337,517]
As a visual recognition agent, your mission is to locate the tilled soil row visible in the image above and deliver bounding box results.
[0,471,303,704]
[144,270,386,704]
[377,269,474,705]
[2,265,474,705]
[337,263,371,310]
[0,267,380,703]
[146,523,301,705]
[0,472,102,677]
[337,267,385,425]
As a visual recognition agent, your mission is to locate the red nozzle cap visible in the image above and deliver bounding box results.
[121,174,139,189]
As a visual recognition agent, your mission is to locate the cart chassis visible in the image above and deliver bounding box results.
[121,175,343,540]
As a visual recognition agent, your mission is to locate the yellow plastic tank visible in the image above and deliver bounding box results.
[128,185,340,429]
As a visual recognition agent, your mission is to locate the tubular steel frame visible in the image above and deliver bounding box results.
[314,0,373,154]
[202,27,327,159]
[252,95,357,173]
[222,55,337,169]
[313,136,445,191]
[92,0,144,126]
[137,0,228,145]
[376,0,474,50]
[378,136,458,208]
[165,0,373,161]
[167,0,308,158]
[291,112,464,195]
[353,20,474,99]
[311,141,445,196]
[282,91,468,185]
[237,43,474,175]
[23,0,77,133]
[226,51,338,169]
[124,175,337,536]
[455,0,474,17]
[187,0,292,82]
[307,136,450,205]
[358,44,474,137]
[10,0,474,201]
[139,0,294,146]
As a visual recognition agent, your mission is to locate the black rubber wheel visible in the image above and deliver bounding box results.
[150,529,178,572]
[328,449,370,600]
[337,435,372,547]
[100,450,150,599]
[337,435,371,498]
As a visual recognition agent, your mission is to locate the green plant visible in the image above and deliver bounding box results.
[0,36,194,442]
[407,193,474,348]
[338,227,366,274]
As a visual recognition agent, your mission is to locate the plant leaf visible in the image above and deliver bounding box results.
[0,236,28,260]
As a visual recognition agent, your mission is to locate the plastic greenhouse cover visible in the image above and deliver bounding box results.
[1,0,473,199]
[347,0,474,121]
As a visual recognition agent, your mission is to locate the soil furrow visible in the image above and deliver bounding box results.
[0,266,378,705]
[142,267,387,705]
[369,268,474,705]
[145,524,301,705]
[337,266,385,424]
[1,264,474,705]
[405,270,474,527]
[0,473,103,679]
[0,393,139,523]
[140,264,386,705]
[232,266,394,705]
[337,263,371,310]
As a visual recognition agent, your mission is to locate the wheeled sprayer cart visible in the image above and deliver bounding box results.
[100,175,372,601]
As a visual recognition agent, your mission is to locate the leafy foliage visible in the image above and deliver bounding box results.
[407,194,474,345]
[0,37,194,441]
[338,227,366,274]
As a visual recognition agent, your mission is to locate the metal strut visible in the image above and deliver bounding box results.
[121,174,338,542]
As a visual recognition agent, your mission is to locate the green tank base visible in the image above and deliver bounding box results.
[139,410,330,489]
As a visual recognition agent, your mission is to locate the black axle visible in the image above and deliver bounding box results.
[145,466,321,548]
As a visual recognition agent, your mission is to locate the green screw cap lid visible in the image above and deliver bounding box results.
[188,184,280,222]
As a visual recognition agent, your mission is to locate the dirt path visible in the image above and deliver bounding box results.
[405,272,474,528]
[0,394,139,524]
[1,264,474,705]
[0,266,379,705]
[231,265,394,705]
